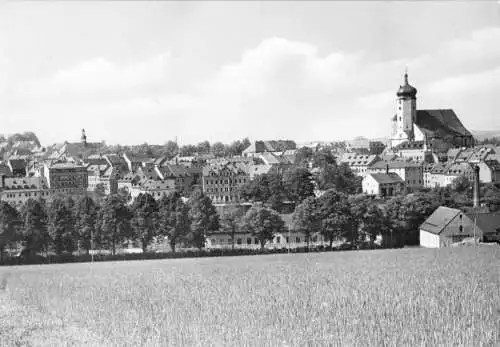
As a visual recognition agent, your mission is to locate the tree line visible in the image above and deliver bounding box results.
[0,189,221,261]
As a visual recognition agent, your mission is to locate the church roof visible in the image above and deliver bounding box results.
[415,109,473,141]
[397,73,417,99]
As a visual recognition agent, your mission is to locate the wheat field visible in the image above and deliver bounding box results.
[1,246,499,346]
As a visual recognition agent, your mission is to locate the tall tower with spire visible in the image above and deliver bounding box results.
[391,71,418,147]
[81,128,87,147]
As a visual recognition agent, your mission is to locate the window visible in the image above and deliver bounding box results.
[247,238,251,245]
[459,226,463,232]
[286,237,289,243]
[211,239,216,245]
[296,237,301,243]
[254,238,259,244]
[237,238,242,245]
[276,236,281,243]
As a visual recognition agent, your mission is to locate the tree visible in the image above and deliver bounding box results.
[21,199,49,256]
[311,148,337,168]
[241,138,251,152]
[180,144,197,157]
[294,147,314,168]
[163,140,179,159]
[48,197,76,255]
[158,193,190,253]
[317,190,352,248]
[452,175,471,193]
[220,206,245,249]
[240,206,284,250]
[284,168,315,205]
[117,187,132,204]
[0,202,20,262]
[74,195,99,254]
[211,142,226,157]
[188,189,219,249]
[131,193,159,253]
[99,194,132,255]
[359,203,386,245]
[482,183,500,212]
[196,140,211,155]
[348,194,371,245]
[292,197,320,249]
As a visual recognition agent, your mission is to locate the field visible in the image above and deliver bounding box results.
[1,246,499,346]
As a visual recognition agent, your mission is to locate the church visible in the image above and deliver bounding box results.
[388,72,474,159]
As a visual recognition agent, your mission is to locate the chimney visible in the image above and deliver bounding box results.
[473,164,480,209]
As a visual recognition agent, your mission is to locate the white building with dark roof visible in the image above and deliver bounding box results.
[340,154,380,177]
[420,206,500,247]
[362,172,404,197]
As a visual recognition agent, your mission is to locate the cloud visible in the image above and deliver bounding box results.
[3,26,500,145]
[13,53,172,104]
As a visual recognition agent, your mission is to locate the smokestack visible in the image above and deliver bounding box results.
[473,164,480,209]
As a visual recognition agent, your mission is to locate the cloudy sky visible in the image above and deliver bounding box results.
[1,2,499,146]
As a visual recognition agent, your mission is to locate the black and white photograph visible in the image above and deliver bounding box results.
[0,1,499,346]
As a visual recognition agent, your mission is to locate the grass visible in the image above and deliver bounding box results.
[1,246,499,346]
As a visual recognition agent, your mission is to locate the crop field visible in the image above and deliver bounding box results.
[1,246,499,346]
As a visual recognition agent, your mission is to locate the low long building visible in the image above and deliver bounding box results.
[0,176,51,207]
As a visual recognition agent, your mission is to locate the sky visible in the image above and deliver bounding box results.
[1,1,499,146]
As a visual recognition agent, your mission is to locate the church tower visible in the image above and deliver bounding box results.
[391,71,417,147]
[81,128,87,147]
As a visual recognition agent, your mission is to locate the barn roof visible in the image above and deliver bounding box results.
[465,212,500,236]
[420,206,461,235]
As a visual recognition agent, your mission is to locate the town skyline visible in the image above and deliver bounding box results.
[1,2,500,146]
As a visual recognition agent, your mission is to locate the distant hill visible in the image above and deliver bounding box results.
[471,130,500,141]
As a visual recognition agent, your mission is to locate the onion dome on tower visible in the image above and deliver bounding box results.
[396,72,417,99]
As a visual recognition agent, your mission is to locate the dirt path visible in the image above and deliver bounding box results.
[0,289,108,347]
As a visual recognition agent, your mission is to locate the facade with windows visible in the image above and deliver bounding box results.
[367,160,423,192]
[0,177,51,207]
[205,230,333,250]
[44,163,88,195]
[202,163,250,203]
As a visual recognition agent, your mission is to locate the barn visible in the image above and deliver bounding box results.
[420,206,500,248]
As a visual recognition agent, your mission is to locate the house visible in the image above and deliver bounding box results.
[47,129,105,162]
[477,160,500,184]
[122,153,156,173]
[205,214,331,250]
[340,154,380,177]
[242,140,296,158]
[135,179,176,201]
[419,206,500,247]
[367,159,423,192]
[7,159,27,177]
[0,176,51,207]
[154,164,193,193]
[427,162,474,188]
[44,162,88,195]
[202,162,250,203]
[87,164,118,195]
[362,172,404,197]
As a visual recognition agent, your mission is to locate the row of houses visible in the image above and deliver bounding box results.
[340,145,500,197]
[0,143,297,206]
